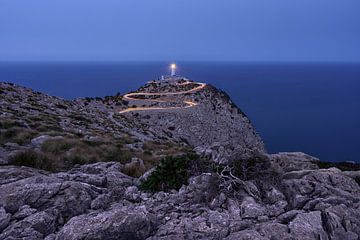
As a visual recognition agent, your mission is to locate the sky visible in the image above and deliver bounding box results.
[0,0,359,62]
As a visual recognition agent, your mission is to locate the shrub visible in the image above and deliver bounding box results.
[55,103,68,110]
[122,164,141,178]
[0,119,23,129]
[231,154,281,198]
[83,138,106,147]
[144,150,152,156]
[84,97,92,102]
[0,127,37,145]
[9,150,57,172]
[122,160,146,178]
[232,155,273,181]
[36,124,63,132]
[68,113,91,123]
[64,146,99,166]
[101,145,132,164]
[140,152,200,192]
[313,160,360,171]
[41,138,78,154]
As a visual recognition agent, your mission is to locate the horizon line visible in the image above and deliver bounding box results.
[0,60,360,64]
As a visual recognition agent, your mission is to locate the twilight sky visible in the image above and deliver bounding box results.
[0,0,359,62]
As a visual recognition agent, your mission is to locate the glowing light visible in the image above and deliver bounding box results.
[171,63,176,69]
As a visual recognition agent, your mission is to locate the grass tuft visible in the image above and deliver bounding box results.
[9,150,57,172]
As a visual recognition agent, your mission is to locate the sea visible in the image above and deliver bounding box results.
[0,62,359,163]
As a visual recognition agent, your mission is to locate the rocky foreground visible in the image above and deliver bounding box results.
[1,80,360,239]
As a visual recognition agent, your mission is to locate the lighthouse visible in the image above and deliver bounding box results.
[170,63,176,76]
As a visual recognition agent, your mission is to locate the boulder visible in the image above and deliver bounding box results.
[224,229,268,240]
[288,211,328,240]
[13,205,37,220]
[55,205,157,240]
[240,197,267,219]
[256,222,291,240]
[30,135,54,147]
[149,212,231,240]
[0,209,58,239]
[282,168,360,210]
[0,207,11,232]
[269,152,319,172]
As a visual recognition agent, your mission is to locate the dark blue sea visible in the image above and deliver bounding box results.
[0,62,359,163]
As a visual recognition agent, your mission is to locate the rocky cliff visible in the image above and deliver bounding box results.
[120,79,265,163]
[1,80,360,240]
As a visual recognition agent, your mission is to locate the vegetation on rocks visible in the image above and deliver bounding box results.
[313,160,360,171]
[232,154,281,189]
[140,152,282,195]
[0,82,187,173]
[9,149,57,172]
[140,152,204,192]
[0,119,23,129]
[0,126,38,145]
[6,134,137,172]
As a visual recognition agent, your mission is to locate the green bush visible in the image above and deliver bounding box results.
[9,150,57,172]
[140,152,200,192]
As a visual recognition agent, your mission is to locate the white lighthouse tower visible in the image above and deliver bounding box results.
[170,63,176,76]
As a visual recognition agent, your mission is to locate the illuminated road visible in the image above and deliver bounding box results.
[119,81,206,114]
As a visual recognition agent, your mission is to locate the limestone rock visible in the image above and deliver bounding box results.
[269,152,319,172]
[0,207,11,232]
[288,211,328,240]
[240,197,266,219]
[224,229,268,240]
[55,205,157,240]
[30,135,63,147]
[1,210,58,239]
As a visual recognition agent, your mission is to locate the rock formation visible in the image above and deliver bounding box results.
[121,80,265,163]
[0,80,359,239]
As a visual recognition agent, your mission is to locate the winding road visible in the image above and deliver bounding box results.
[119,81,206,114]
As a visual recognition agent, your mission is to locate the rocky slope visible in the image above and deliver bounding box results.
[121,79,265,163]
[1,79,360,239]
